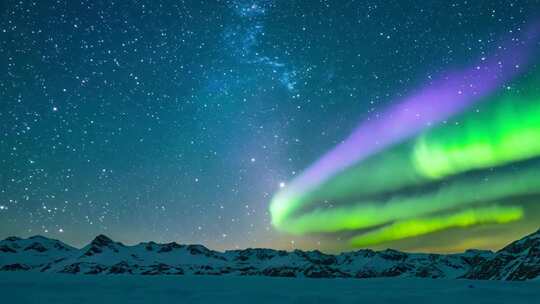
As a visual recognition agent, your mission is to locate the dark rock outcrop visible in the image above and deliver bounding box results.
[1,263,31,271]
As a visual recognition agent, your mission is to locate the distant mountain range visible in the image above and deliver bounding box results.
[1,229,539,280]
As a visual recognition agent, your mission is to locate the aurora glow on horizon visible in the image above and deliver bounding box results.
[270,22,540,250]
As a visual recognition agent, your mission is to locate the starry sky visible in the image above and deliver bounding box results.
[1,0,540,253]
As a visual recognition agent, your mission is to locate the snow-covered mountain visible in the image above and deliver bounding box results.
[462,228,540,280]
[1,229,539,280]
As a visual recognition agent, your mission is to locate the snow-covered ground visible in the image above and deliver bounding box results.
[1,272,538,304]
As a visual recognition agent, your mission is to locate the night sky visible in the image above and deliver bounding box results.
[1,0,540,253]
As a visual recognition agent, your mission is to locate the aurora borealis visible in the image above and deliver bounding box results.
[270,21,540,249]
[2,0,540,253]
[349,205,524,247]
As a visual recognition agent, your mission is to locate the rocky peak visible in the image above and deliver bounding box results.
[24,242,48,252]
[232,248,284,261]
[498,229,540,255]
[3,236,22,242]
[90,234,115,247]
[82,234,123,257]
[186,244,210,255]
[379,249,408,261]
[461,227,540,281]
[293,249,337,265]
[156,242,182,253]
[28,235,49,241]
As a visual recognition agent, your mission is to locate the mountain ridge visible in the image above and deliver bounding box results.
[1,228,539,280]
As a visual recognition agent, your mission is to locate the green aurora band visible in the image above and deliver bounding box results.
[414,79,540,179]
[270,69,540,248]
[349,205,524,247]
